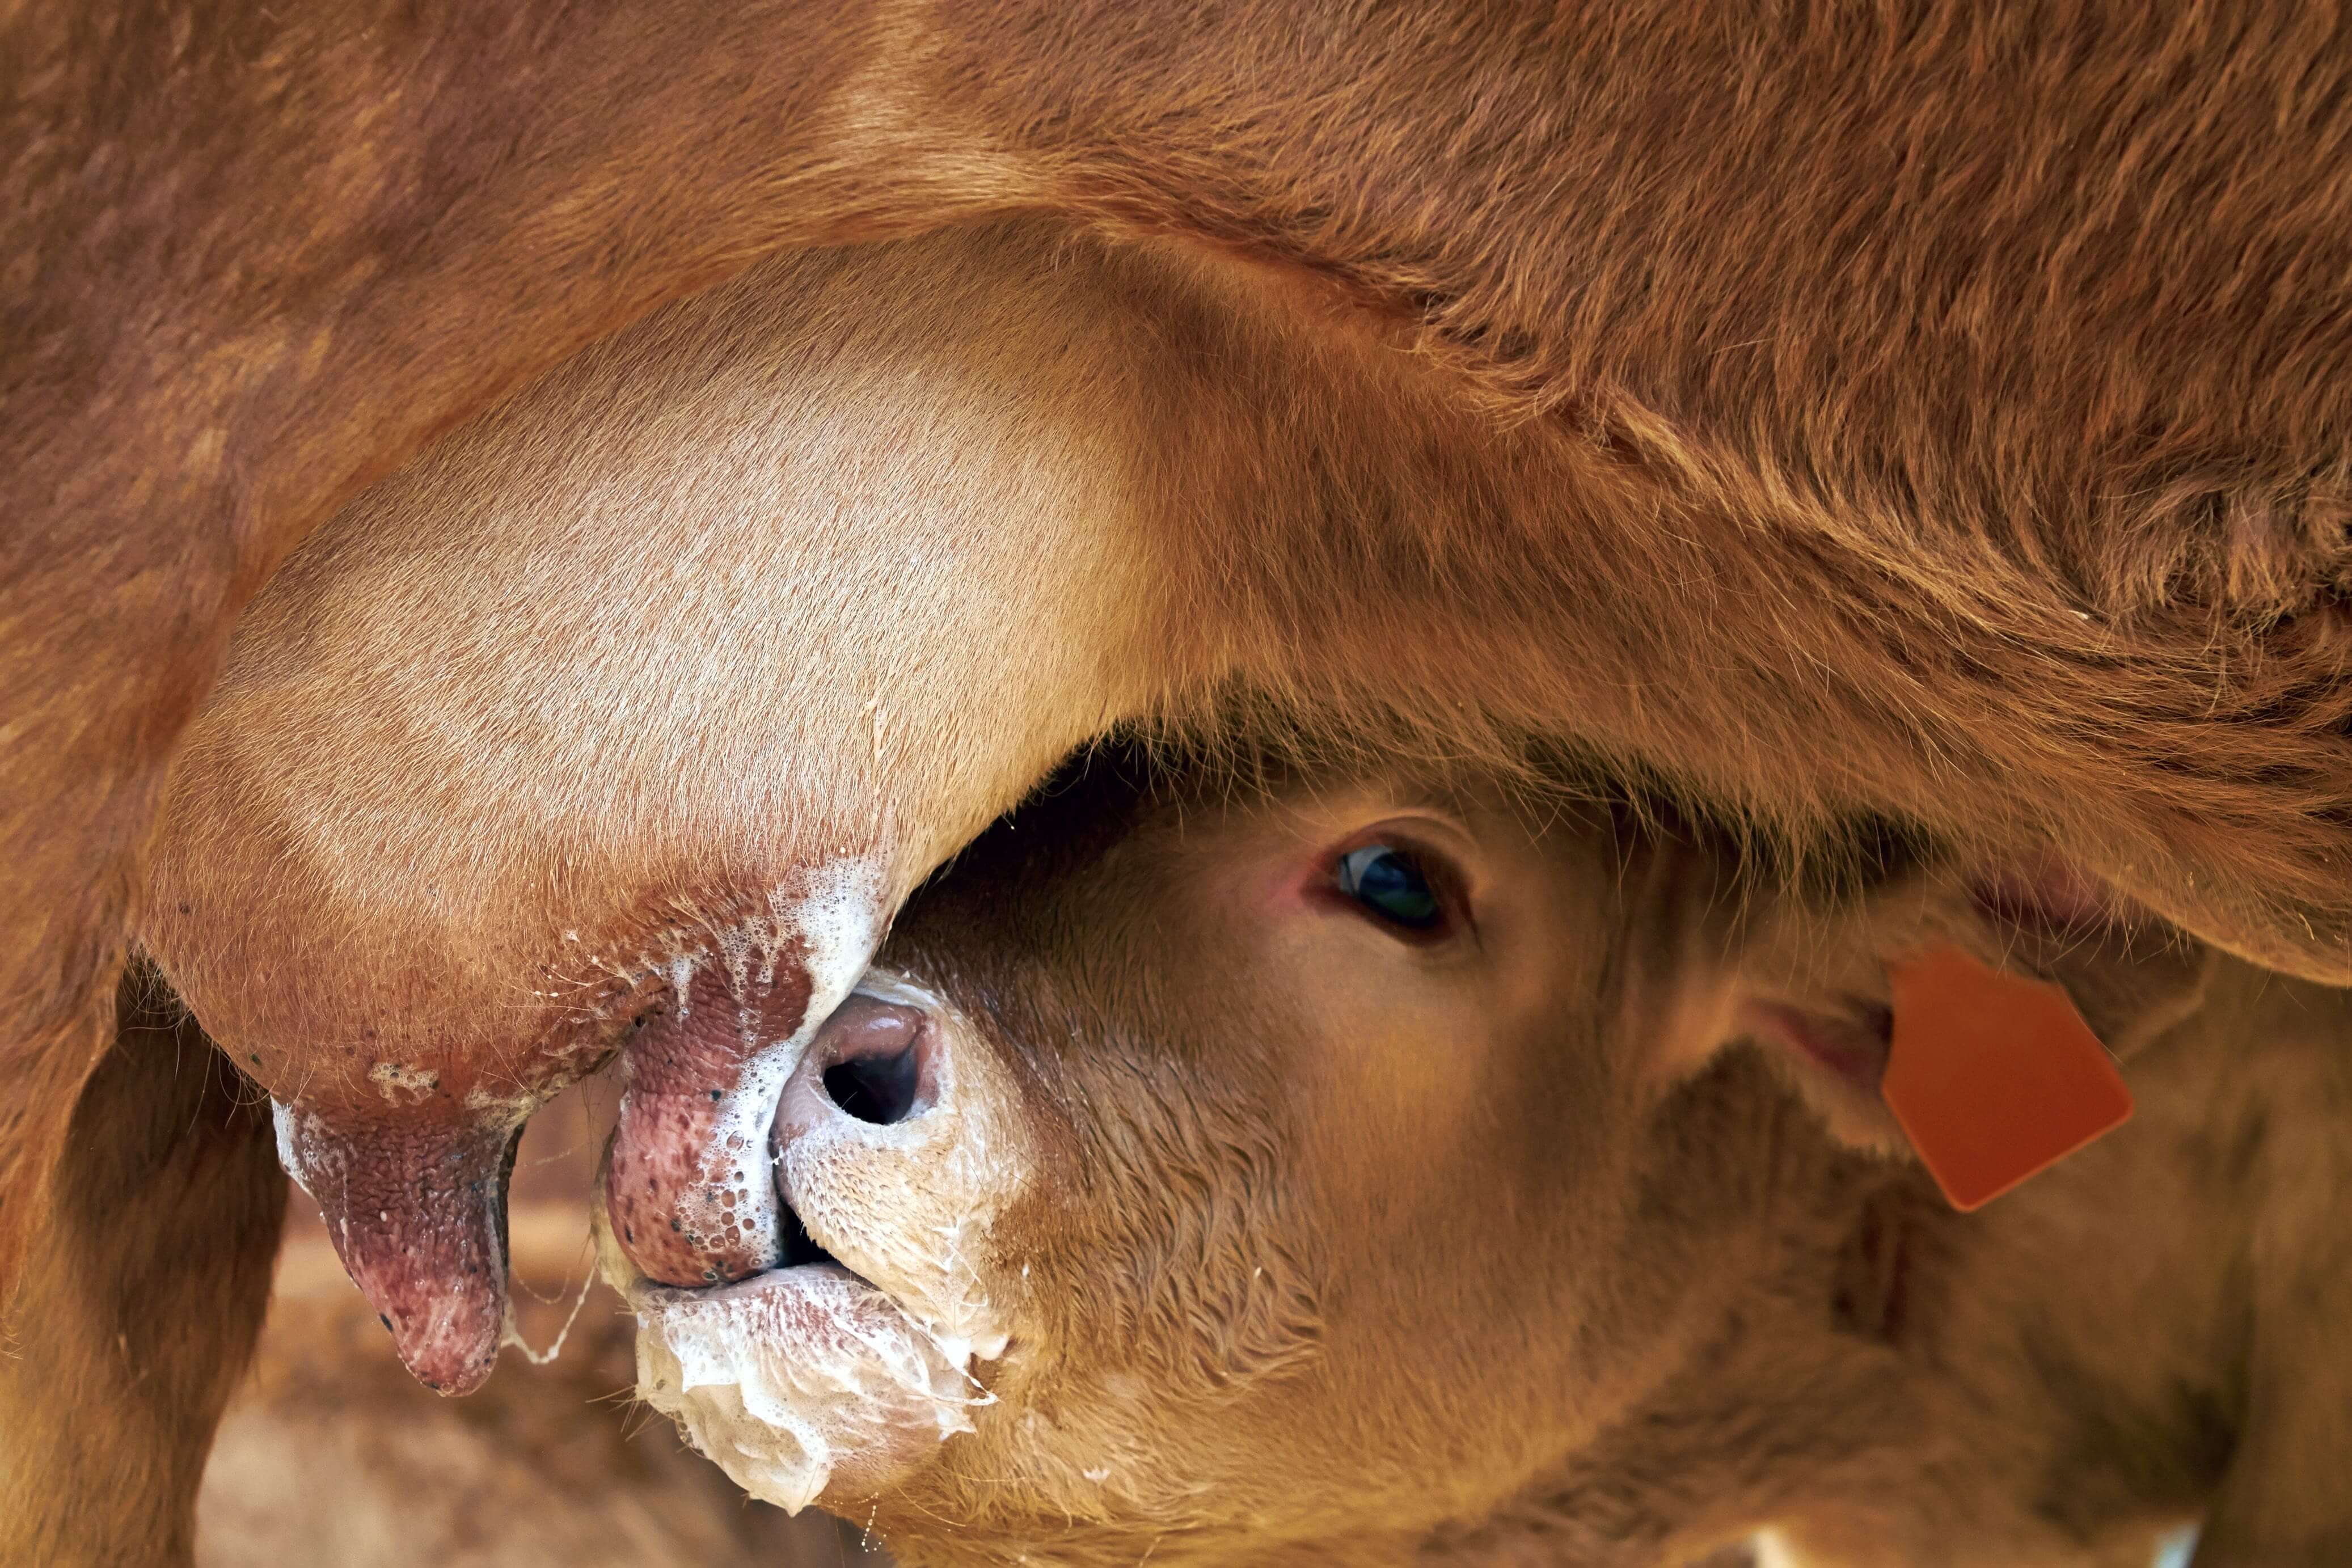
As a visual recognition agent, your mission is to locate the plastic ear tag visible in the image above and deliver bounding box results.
[1882,944,2133,1212]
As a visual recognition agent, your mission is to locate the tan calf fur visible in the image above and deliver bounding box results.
[641,745,2345,1566]
[163,742,2346,1565]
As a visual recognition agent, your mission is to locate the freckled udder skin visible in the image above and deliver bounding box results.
[607,959,814,1287]
[285,1109,521,1395]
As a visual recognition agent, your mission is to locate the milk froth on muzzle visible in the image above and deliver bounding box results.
[601,973,1026,1514]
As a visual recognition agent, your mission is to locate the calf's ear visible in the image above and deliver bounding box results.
[1696,863,2214,1203]
[1609,853,2005,1159]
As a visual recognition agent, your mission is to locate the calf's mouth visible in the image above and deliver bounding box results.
[602,974,1024,1514]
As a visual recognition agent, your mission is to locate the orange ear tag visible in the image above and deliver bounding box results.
[1882,944,2133,1212]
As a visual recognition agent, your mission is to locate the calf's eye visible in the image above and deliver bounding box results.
[1335,844,1444,932]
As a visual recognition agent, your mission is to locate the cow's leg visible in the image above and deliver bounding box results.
[0,971,286,1567]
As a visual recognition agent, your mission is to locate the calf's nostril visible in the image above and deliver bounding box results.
[822,1045,923,1125]
[799,995,935,1127]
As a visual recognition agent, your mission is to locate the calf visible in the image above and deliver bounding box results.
[624,740,2347,1566]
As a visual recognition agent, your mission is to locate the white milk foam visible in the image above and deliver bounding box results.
[619,958,1025,1514]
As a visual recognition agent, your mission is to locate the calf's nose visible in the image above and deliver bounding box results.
[765,980,1025,1364]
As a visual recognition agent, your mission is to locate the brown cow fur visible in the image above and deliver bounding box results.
[0,970,285,1564]
[13,5,2352,1558]
[122,206,2352,1347]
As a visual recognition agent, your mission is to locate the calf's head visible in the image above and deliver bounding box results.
[608,747,2202,1563]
